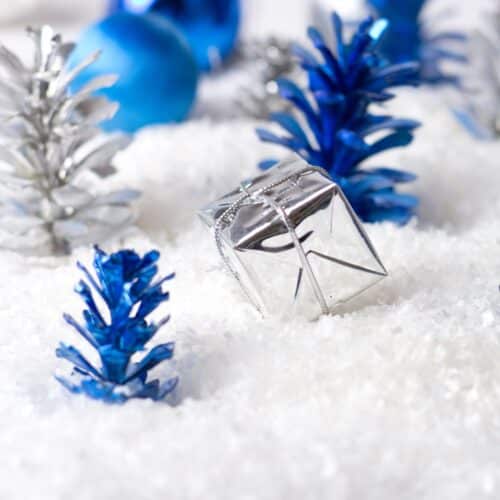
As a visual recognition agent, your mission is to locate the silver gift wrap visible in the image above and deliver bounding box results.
[199,156,388,319]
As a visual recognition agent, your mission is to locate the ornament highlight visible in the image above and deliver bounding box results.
[56,246,177,404]
[200,156,388,319]
[109,0,240,71]
[0,26,138,255]
[256,13,420,225]
[70,12,199,132]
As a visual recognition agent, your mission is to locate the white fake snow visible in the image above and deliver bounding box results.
[1,1,500,499]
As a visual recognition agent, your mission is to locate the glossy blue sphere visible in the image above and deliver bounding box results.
[69,12,199,133]
[109,0,240,71]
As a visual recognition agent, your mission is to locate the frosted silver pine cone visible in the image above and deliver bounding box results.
[235,37,298,119]
[0,26,139,255]
[457,9,500,139]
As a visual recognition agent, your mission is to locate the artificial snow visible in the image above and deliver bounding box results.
[0,1,500,499]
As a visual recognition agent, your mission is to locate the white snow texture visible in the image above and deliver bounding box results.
[1,1,500,499]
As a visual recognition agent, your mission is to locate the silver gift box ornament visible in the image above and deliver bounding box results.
[200,156,388,318]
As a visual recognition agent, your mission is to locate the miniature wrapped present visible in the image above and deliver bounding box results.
[199,156,388,318]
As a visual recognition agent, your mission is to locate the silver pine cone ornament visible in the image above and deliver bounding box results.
[236,37,299,119]
[457,9,500,139]
[0,26,139,255]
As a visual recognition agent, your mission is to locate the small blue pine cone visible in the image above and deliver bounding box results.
[56,246,177,404]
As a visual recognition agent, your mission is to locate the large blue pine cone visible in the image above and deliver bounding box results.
[69,12,199,133]
[109,0,240,71]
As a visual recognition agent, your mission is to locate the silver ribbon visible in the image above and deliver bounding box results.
[214,165,331,315]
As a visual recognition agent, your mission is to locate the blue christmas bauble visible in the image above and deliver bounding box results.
[108,0,240,71]
[69,12,199,133]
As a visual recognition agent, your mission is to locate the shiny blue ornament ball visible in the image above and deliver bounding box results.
[69,12,199,133]
[109,0,240,71]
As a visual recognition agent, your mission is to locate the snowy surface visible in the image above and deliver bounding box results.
[1,1,500,500]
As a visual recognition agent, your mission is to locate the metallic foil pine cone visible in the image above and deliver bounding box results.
[0,26,139,255]
[235,37,300,119]
[199,156,388,319]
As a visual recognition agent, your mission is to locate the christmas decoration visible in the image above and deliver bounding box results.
[256,13,420,225]
[366,0,467,85]
[200,156,387,319]
[235,37,298,119]
[0,26,138,255]
[108,0,240,71]
[455,9,500,139]
[56,246,177,404]
[69,12,199,132]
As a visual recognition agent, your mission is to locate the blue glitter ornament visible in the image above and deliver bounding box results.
[256,13,420,225]
[109,0,240,71]
[69,12,199,133]
[367,0,466,85]
[56,246,177,404]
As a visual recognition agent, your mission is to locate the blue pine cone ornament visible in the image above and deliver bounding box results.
[56,246,177,404]
[257,13,420,225]
[367,0,466,85]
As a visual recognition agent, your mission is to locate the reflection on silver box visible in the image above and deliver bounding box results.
[199,156,388,319]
